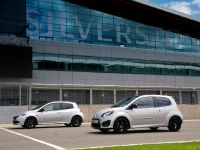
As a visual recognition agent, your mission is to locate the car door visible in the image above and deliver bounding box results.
[61,102,74,123]
[153,96,172,125]
[130,96,159,127]
[37,103,63,124]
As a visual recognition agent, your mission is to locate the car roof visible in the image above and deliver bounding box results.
[138,95,172,99]
[48,101,76,104]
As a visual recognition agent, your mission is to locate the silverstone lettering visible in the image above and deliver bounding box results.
[27,11,157,47]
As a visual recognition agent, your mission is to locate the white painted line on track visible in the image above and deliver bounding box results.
[0,127,65,150]
[75,140,200,150]
[184,119,200,122]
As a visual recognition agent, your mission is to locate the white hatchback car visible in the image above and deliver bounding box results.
[92,95,183,133]
[13,101,84,128]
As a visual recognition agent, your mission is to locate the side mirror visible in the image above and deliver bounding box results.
[38,108,45,112]
[127,103,137,110]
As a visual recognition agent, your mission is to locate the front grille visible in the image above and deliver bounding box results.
[92,123,101,128]
[91,118,100,129]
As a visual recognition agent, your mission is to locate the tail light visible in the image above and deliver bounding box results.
[79,108,83,112]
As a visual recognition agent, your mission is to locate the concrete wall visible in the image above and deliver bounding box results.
[0,105,200,124]
[178,105,200,120]
[0,106,28,124]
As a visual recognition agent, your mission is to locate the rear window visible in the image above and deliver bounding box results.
[62,103,73,109]
[154,97,172,107]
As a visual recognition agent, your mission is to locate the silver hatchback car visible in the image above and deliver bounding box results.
[13,101,84,128]
[92,95,183,133]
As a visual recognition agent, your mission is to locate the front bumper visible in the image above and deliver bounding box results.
[12,115,25,125]
[13,116,20,124]
[91,118,112,129]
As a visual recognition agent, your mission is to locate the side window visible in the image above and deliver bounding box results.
[53,103,62,110]
[42,103,62,111]
[133,97,154,109]
[154,97,172,107]
[62,103,73,109]
[43,103,54,111]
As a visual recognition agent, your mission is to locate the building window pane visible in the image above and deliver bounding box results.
[21,86,29,105]
[62,89,90,104]
[0,85,19,106]
[116,90,136,102]
[182,91,198,104]
[138,90,160,96]
[72,56,86,71]
[86,56,99,72]
[43,53,59,70]
[58,55,72,71]
[93,90,114,104]
[32,89,59,105]
[33,53,44,70]
[162,91,180,104]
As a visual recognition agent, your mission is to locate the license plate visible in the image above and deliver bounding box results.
[92,119,99,124]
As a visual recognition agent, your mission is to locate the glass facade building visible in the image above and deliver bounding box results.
[1,0,200,109]
[27,0,200,53]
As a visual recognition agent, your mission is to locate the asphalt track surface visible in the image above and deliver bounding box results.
[0,120,200,150]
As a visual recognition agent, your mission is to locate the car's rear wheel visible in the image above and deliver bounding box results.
[168,116,182,132]
[113,118,129,133]
[150,127,159,131]
[24,117,37,129]
[71,116,82,127]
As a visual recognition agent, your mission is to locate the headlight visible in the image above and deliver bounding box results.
[101,111,114,118]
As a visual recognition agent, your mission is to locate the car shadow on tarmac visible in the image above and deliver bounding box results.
[7,125,79,130]
[89,129,170,135]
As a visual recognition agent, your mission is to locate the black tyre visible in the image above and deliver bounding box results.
[168,117,182,132]
[99,129,109,133]
[150,127,159,131]
[71,116,82,127]
[113,118,129,133]
[24,117,37,129]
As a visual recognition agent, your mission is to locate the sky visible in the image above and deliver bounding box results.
[148,0,200,19]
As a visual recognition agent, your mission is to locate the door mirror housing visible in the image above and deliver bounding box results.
[38,108,45,112]
[127,103,137,110]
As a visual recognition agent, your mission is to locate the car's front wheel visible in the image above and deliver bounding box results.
[168,116,182,132]
[113,118,129,133]
[23,117,37,129]
[71,116,82,127]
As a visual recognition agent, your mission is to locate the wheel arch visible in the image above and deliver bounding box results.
[168,115,182,125]
[114,116,130,129]
[166,111,183,125]
[24,116,38,125]
[71,115,83,123]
